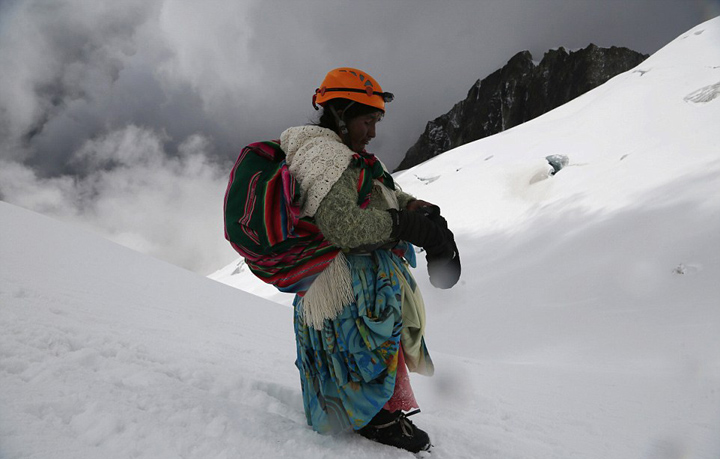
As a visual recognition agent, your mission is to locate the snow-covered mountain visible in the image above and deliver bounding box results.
[3,17,720,459]
[395,43,648,171]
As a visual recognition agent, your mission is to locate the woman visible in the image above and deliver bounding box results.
[281,67,456,453]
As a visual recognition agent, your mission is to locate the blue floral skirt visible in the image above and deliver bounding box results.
[293,248,417,433]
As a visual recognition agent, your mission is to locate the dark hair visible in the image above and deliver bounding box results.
[316,98,383,133]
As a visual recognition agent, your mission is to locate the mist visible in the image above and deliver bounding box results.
[0,0,710,273]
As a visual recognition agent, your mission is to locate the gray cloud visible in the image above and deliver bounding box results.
[0,125,230,274]
[0,0,711,273]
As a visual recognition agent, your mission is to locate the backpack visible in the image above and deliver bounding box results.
[223,140,340,293]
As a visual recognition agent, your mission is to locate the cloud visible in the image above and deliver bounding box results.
[0,0,705,275]
[0,0,272,274]
[2,0,704,173]
[0,125,236,274]
[0,1,157,161]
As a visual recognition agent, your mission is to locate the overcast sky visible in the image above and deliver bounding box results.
[0,0,715,274]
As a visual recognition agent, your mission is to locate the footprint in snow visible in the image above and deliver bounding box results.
[251,380,303,413]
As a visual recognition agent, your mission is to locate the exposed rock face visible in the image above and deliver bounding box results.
[395,44,648,171]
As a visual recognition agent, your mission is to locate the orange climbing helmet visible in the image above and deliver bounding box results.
[312,67,394,112]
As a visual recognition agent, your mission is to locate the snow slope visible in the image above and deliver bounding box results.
[3,17,720,459]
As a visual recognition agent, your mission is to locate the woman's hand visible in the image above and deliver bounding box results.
[406,199,435,212]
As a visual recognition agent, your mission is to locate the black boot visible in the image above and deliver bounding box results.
[357,410,431,453]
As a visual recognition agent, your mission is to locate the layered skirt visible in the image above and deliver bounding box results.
[293,247,433,433]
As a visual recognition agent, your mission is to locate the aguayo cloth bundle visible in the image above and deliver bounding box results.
[223,137,399,328]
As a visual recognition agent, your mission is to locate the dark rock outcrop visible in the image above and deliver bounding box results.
[395,44,648,171]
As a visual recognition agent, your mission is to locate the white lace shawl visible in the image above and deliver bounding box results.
[280,125,355,218]
[279,126,356,328]
[280,125,402,329]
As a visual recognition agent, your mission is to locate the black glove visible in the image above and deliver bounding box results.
[387,208,453,258]
[418,206,462,289]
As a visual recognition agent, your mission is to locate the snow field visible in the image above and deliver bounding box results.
[3,15,720,459]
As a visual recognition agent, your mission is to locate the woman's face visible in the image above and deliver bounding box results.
[345,111,382,153]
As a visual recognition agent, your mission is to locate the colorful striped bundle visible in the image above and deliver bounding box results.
[223,140,397,295]
[223,140,336,293]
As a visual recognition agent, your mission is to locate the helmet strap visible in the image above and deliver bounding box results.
[329,103,355,148]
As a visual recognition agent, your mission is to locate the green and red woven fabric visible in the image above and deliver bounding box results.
[223,140,394,294]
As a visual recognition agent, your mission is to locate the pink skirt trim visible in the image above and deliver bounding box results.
[384,346,419,412]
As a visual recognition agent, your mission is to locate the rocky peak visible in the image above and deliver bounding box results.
[395,44,648,171]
